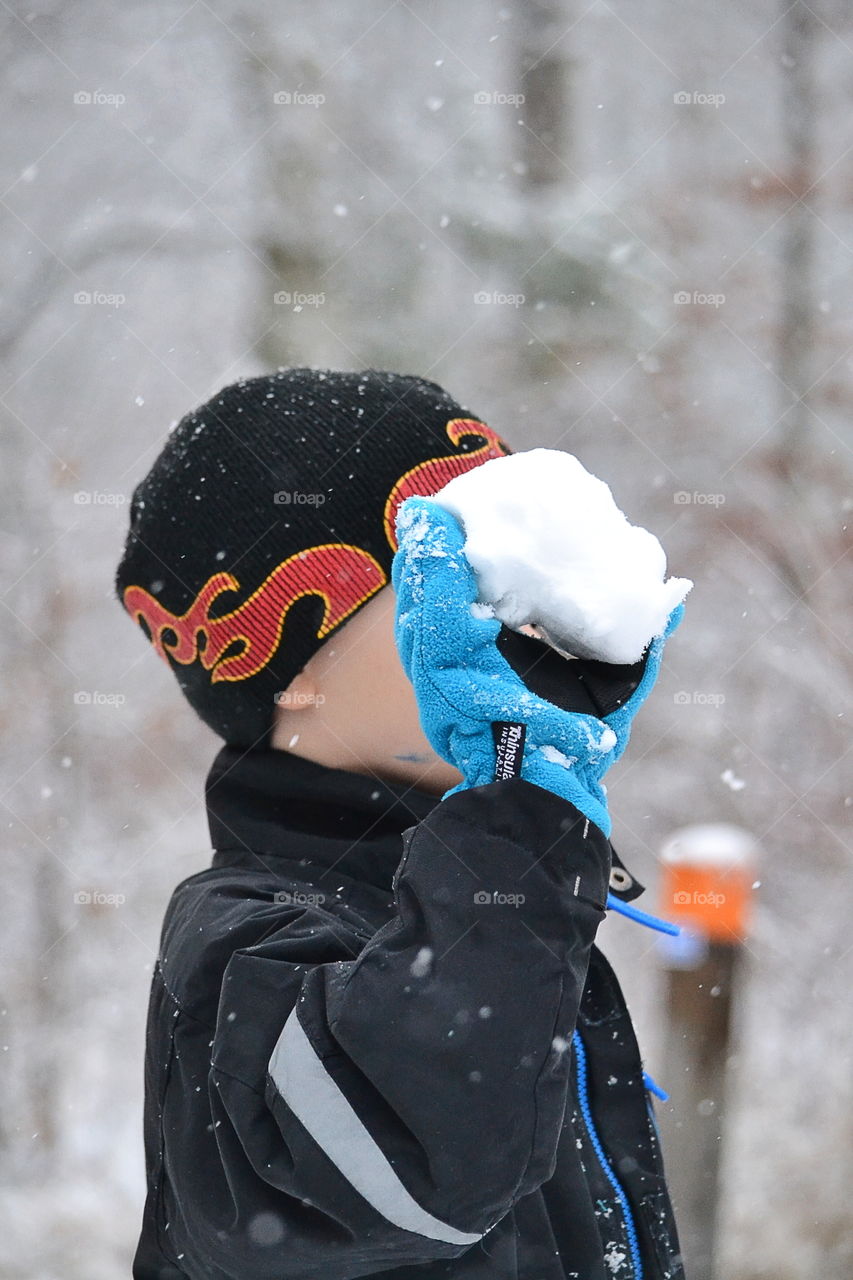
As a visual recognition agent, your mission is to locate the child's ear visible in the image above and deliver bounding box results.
[274,665,322,715]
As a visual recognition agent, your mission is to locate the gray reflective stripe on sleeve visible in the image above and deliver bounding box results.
[268,1006,483,1247]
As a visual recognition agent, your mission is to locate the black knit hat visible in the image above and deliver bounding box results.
[115,368,510,749]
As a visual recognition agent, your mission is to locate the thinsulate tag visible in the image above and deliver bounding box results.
[491,722,527,780]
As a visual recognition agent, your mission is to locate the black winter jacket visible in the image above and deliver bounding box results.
[133,744,685,1280]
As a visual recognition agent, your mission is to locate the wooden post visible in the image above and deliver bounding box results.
[654,824,759,1280]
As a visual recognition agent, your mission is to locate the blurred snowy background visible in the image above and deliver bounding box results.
[1,1,851,1276]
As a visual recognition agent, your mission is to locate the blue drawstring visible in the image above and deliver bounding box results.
[606,892,682,936]
[642,1072,669,1102]
[604,891,675,1105]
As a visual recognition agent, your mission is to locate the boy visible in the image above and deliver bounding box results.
[116,368,686,1279]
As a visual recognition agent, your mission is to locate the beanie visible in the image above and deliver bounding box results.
[115,368,510,749]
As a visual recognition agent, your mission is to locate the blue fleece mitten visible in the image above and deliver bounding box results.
[392,496,685,838]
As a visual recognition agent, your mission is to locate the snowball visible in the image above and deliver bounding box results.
[432,449,692,664]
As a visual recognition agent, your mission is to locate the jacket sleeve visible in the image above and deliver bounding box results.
[159,777,611,1279]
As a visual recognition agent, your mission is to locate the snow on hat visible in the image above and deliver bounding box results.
[115,368,510,749]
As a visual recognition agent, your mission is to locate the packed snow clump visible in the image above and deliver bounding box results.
[432,448,692,664]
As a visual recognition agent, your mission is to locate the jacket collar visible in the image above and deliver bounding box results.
[204,743,439,892]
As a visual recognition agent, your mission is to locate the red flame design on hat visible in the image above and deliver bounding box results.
[383,419,508,550]
[123,417,509,683]
[123,545,386,683]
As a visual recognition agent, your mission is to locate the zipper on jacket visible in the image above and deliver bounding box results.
[573,1027,643,1279]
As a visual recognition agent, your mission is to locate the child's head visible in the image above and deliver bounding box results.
[115,368,509,791]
